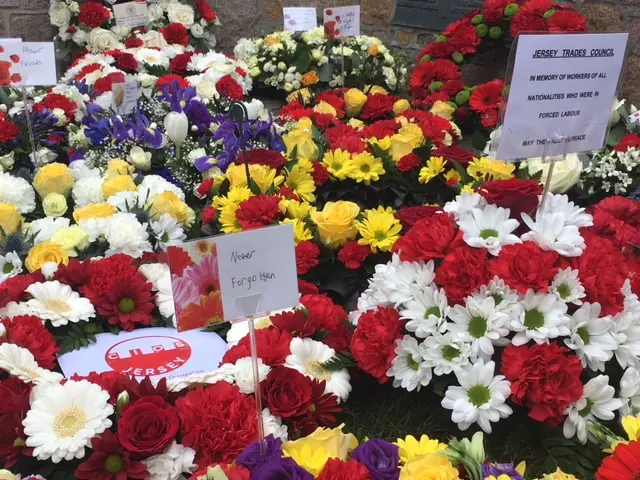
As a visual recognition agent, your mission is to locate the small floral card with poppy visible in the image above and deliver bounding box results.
[166,238,225,332]
[323,6,360,39]
[0,39,24,86]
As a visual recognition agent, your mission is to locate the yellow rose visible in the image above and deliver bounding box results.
[148,192,194,227]
[73,202,117,222]
[286,88,313,105]
[106,158,135,178]
[0,202,22,238]
[42,193,68,218]
[0,470,18,480]
[348,118,365,130]
[33,163,74,198]
[311,201,360,248]
[393,99,411,116]
[50,226,90,257]
[313,101,338,117]
[102,175,137,198]
[283,425,357,462]
[283,124,319,162]
[25,241,69,273]
[367,85,388,95]
[390,123,425,162]
[430,100,456,120]
[345,88,368,117]
[399,454,460,480]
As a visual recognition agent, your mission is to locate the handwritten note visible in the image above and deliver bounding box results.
[113,1,149,28]
[324,6,360,39]
[283,7,318,32]
[20,42,57,87]
[112,80,140,115]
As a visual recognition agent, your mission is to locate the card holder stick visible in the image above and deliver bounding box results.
[20,86,38,167]
[537,132,569,219]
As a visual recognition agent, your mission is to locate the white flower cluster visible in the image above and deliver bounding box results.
[580,147,640,196]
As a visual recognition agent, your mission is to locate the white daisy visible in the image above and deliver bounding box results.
[151,214,186,246]
[539,194,593,228]
[24,281,95,327]
[167,364,236,392]
[263,408,289,441]
[367,254,435,306]
[511,291,570,346]
[457,205,521,256]
[564,303,617,371]
[0,251,22,282]
[386,335,432,392]
[443,192,487,219]
[563,375,624,444]
[285,337,351,402]
[473,276,522,318]
[549,268,586,305]
[23,380,114,462]
[441,359,512,433]
[399,286,449,338]
[232,357,271,394]
[521,212,585,257]
[0,343,63,385]
[423,332,472,375]
[349,290,384,325]
[620,367,640,416]
[143,441,197,480]
[139,263,176,320]
[612,309,640,368]
[449,296,509,360]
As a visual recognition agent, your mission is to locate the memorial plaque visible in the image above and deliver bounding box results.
[394,0,484,30]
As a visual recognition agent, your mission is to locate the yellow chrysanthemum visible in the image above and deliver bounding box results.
[536,468,579,480]
[356,206,402,253]
[219,203,242,233]
[296,157,315,175]
[283,443,332,476]
[349,152,385,185]
[419,156,448,184]
[461,184,476,194]
[399,453,460,480]
[322,149,356,181]
[280,199,316,220]
[368,136,392,151]
[467,157,515,181]
[226,164,284,193]
[281,218,313,244]
[444,169,462,184]
[212,186,252,210]
[284,164,316,202]
[395,435,448,465]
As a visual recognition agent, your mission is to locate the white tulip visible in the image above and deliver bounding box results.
[164,111,188,150]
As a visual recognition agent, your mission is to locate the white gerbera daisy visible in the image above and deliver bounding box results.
[549,268,586,305]
[24,281,95,327]
[443,192,487,219]
[23,380,114,462]
[511,291,570,346]
[423,332,472,375]
[386,335,432,392]
[225,315,273,346]
[564,303,617,371]
[457,205,521,256]
[399,286,449,338]
[620,367,640,416]
[0,343,63,385]
[167,364,236,392]
[441,360,512,433]
[151,213,186,246]
[539,194,593,228]
[143,441,197,480]
[449,296,509,360]
[521,212,585,257]
[473,276,522,318]
[285,337,351,401]
[612,309,640,368]
[0,251,22,282]
[563,375,624,444]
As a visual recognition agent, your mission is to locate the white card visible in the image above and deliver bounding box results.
[112,80,140,115]
[113,1,149,28]
[57,327,228,380]
[20,42,57,87]
[324,6,360,39]
[497,33,628,160]
[0,38,23,87]
[283,7,317,32]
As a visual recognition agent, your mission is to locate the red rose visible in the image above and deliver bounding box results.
[117,396,179,457]
[312,162,331,186]
[397,153,421,172]
[480,178,543,220]
[196,0,218,22]
[393,214,458,262]
[161,22,190,45]
[177,383,258,465]
[298,279,320,295]
[117,52,138,72]
[319,459,371,480]
[295,241,320,275]
[78,1,110,28]
[261,366,313,418]
[170,52,195,75]
[351,306,405,383]
[125,37,144,48]
[547,10,588,32]
[222,327,293,367]
[444,18,481,54]
[233,149,287,170]
[395,205,443,231]
[435,245,490,304]
[510,11,548,37]
[489,242,558,294]
[615,133,640,153]
[338,241,371,269]
[0,119,20,143]
[360,94,397,121]
[1,315,59,370]
[217,75,244,100]
[156,74,189,93]
[94,72,126,94]
[502,343,583,425]
[236,195,283,229]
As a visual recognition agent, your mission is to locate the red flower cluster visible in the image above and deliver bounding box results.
[296,241,320,275]
[0,315,59,369]
[236,194,283,229]
[0,118,20,143]
[78,1,111,28]
[33,92,78,121]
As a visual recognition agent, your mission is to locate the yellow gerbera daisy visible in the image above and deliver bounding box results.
[284,164,316,202]
[419,156,448,184]
[349,152,385,185]
[322,149,356,181]
[467,157,515,181]
[356,206,402,252]
[395,435,448,465]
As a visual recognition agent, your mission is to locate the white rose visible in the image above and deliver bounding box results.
[71,29,87,46]
[190,24,204,38]
[140,30,168,48]
[57,26,71,42]
[87,28,122,52]
[147,4,164,23]
[187,148,207,165]
[111,26,132,40]
[138,73,158,89]
[49,3,71,27]
[128,146,152,170]
[142,442,196,480]
[68,1,80,14]
[0,151,15,171]
[52,108,68,126]
[526,153,582,194]
[167,3,195,26]
[195,80,217,99]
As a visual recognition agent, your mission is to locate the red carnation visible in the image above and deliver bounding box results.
[318,458,372,480]
[480,178,543,220]
[76,430,149,480]
[312,161,331,186]
[1,316,59,369]
[302,293,347,331]
[177,382,259,465]
[217,75,244,100]
[338,241,371,270]
[94,72,126,94]
[156,74,189,93]
[78,1,110,28]
[170,51,195,75]
[483,0,511,23]
[444,18,481,54]
[116,52,138,72]
[298,279,320,295]
[331,135,367,154]
[548,10,588,32]
[360,94,397,121]
[480,109,499,128]
[0,119,20,143]
[436,245,490,304]
[362,119,401,140]
[591,196,640,250]
[351,306,405,383]
[0,272,44,309]
[70,371,124,403]
[222,327,293,367]
[502,343,583,425]
[280,103,314,120]
[510,11,548,37]
[233,148,287,170]
[261,366,313,419]
[596,441,640,480]
[317,92,346,118]
[397,153,421,172]
[615,133,640,152]
[325,124,360,144]
[395,205,443,231]
[295,241,320,275]
[161,22,190,45]
[125,37,144,48]
[96,276,155,331]
[433,145,474,165]
[236,195,283,229]
[0,377,32,468]
[490,242,559,294]
[202,205,217,225]
[470,79,504,113]
[36,93,78,121]
[196,0,217,21]
[393,214,458,262]
[83,254,141,303]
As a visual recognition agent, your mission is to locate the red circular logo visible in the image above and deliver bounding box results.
[105,336,192,377]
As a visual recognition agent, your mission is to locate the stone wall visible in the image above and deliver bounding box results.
[0,0,56,42]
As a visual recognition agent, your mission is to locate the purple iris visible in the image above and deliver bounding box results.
[184,99,212,133]
[16,109,66,147]
[160,83,197,112]
[131,114,164,148]
[482,463,525,480]
[351,439,400,480]
[237,435,284,471]
[194,155,217,173]
[251,457,313,480]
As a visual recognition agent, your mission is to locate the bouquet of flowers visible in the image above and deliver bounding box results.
[50,0,221,58]
[233,28,407,93]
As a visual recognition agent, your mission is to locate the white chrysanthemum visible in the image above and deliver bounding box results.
[367,254,435,306]
[387,336,432,392]
[41,262,59,280]
[0,172,36,213]
[77,218,107,242]
[449,296,509,360]
[563,375,623,444]
[69,160,101,181]
[441,360,512,433]
[539,194,593,228]
[0,343,63,385]
[24,380,114,462]
[138,175,185,201]
[443,192,487,219]
[620,367,640,416]
[151,214,186,246]
[24,281,95,327]
[30,217,71,244]
[564,303,616,371]
[521,212,585,257]
[473,276,522,318]
[0,251,22,282]
[263,408,288,441]
[399,286,448,338]
[550,268,586,305]
[226,315,274,346]
[71,176,104,208]
[511,291,570,346]
[612,309,640,368]
[107,191,142,212]
[457,205,521,256]
[143,441,196,480]
[423,332,472,375]
[285,337,351,402]
[104,212,152,258]
[232,357,270,394]
[135,48,171,68]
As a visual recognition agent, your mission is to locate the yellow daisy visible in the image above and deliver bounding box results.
[349,152,385,185]
[467,157,515,181]
[394,435,448,465]
[461,184,476,194]
[356,206,402,252]
[212,186,252,210]
[322,149,356,181]
[418,156,448,184]
[444,169,462,184]
[284,164,316,202]
[280,199,316,220]
[219,203,242,234]
[281,218,313,244]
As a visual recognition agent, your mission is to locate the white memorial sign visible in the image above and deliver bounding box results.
[113,1,149,28]
[20,42,57,87]
[283,7,318,32]
[323,6,360,38]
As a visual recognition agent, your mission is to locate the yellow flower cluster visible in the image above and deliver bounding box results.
[321,149,386,185]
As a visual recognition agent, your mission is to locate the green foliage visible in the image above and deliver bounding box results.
[321,353,357,371]
[54,322,104,354]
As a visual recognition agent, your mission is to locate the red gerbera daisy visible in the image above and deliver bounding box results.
[96,277,155,331]
[596,441,640,480]
[470,79,504,113]
[75,430,149,480]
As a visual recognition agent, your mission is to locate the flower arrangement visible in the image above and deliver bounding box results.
[233,28,407,93]
[50,0,221,59]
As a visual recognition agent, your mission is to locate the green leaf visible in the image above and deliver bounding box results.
[291,44,312,73]
[318,63,335,83]
[321,353,357,371]
[471,130,489,151]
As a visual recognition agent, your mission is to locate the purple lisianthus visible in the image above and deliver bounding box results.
[351,439,400,480]
[482,463,524,480]
[251,457,313,480]
[237,435,284,471]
